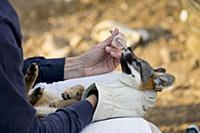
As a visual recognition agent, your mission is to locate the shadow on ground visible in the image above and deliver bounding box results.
[148,103,200,133]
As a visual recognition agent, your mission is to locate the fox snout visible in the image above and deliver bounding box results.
[120,48,175,91]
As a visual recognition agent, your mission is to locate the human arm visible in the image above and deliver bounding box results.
[23,57,65,84]
[29,100,95,133]
[0,11,95,133]
[23,29,125,84]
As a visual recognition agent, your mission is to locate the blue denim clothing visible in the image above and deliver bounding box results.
[0,0,93,133]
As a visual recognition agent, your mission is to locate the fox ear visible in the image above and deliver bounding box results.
[153,74,175,91]
[154,67,166,73]
[127,47,133,53]
[120,53,132,75]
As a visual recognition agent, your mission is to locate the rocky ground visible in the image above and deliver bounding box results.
[10,0,200,132]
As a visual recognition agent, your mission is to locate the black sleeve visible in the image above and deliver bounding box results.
[23,57,65,84]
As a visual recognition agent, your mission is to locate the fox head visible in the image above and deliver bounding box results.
[120,48,175,91]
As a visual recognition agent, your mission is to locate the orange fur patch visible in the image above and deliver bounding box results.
[141,78,155,91]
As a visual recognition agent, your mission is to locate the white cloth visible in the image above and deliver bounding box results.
[81,117,153,133]
[83,72,157,121]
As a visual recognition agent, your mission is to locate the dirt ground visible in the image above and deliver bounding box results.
[10,0,200,132]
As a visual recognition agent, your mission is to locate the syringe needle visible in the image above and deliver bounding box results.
[117,39,128,51]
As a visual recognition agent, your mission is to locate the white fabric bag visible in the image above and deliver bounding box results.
[83,72,157,121]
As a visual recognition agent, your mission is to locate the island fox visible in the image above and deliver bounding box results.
[25,47,175,118]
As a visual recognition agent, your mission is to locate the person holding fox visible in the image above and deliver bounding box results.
[0,0,176,133]
[0,0,125,133]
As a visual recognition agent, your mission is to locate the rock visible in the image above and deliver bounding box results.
[187,36,200,61]
[180,9,188,22]
[190,58,200,69]
[159,47,171,64]
[91,20,172,48]
[41,33,71,58]
[68,34,83,48]
[80,0,92,5]
[120,2,128,10]
[91,20,141,46]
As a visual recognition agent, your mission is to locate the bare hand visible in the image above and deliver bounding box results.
[86,94,97,109]
[64,28,126,79]
[80,28,126,76]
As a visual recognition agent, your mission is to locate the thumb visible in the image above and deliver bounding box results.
[110,28,119,35]
[98,28,119,48]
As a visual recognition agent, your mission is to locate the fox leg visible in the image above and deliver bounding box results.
[49,99,78,108]
[28,87,44,105]
[35,106,57,118]
[25,63,39,94]
[62,85,85,101]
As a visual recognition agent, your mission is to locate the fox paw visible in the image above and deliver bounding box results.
[62,85,85,101]
[25,63,39,92]
[26,63,39,77]
[49,100,59,108]
[28,87,44,105]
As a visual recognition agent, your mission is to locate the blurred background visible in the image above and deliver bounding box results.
[10,0,200,132]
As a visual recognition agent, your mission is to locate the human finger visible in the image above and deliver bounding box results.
[104,55,119,71]
[110,51,121,59]
[111,33,127,50]
[105,46,122,53]
[110,28,119,35]
[99,29,119,48]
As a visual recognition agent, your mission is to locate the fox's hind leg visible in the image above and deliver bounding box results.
[35,106,57,118]
[49,85,84,108]
[25,63,39,94]
[49,99,78,108]
[28,87,44,105]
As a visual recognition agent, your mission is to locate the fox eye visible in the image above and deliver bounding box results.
[132,74,135,78]
[136,62,140,66]
[77,92,80,96]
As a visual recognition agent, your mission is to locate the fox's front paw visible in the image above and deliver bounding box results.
[49,100,59,108]
[62,85,85,100]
